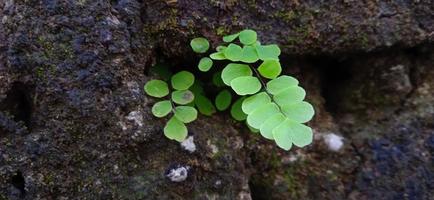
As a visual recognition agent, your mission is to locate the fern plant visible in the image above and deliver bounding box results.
[193,29,315,150]
[144,71,198,141]
[144,29,315,151]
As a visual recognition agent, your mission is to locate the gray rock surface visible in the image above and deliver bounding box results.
[0,0,433,199]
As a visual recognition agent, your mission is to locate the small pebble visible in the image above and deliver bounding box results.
[166,166,189,182]
[180,136,196,153]
[324,133,344,152]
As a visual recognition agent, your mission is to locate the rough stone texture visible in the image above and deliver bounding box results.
[0,0,433,199]
[144,0,434,55]
[246,47,434,200]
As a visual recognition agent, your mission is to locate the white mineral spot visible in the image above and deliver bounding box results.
[323,133,344,152]
[180,136,196,153]
[126,111,143,127]
[288,154,299,162]
[281,151,305,164]
[2,16,8,24]
[207,140,219,154]
[118,121,127,130]
[113,164,120,174]
[5,0,14,10]
[166,166,190,182]
[106,16,120,26]
[127,81,140,96]
[390,64,405,71]
[238,191,252,200]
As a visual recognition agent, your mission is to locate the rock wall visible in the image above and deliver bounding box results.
[0,0,433,199]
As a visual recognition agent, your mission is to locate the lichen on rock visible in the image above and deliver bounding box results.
[0,0,433,199]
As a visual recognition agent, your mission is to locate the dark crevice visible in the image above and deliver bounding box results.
[247,151,261,200]
[0,112,28,137]
[344,142,366,198]
[378,12,398,18]
[145,50,223,97]
[153,45,202,72]
[394,44,433,114]
[310,55,353,114]
[393,64,417,115]
[0,82,34,131]
[307,44,432,117]
[247,150,277,200]
[11,171,26,197]
[248,176,271,200]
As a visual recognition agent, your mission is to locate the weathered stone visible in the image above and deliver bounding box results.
[0,0,433,199]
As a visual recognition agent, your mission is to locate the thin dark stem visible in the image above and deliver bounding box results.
[166,88,177,114]
[250,65,287,117]
[170,99,177,113]
[251,66,270,95]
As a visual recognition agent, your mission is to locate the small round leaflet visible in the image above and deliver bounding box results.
[246,103,280,129]
[288,121,313,148]
[266,75,299,95]
[231,97,247,121]
[221,63,252,86]
[259,113,286,140]
[241,92,271,114]
[230,76,261,95]
[224,44,243,61]
[164,117,188,142]
[190,37,209,53]
[273,86,306,106]
[240,46,259,63]
[215,89,232,111]
[195,94,216,116]
[239,29,257,45]
[210,51,226,60]
[198,57,213,72]
[174,106,198,123]
[223,33,240,43]
[272,120,293,150]
[256,44,281,60]
[144,80,169,98]
[258,60,282,79]
[172,90,194,105]
[281,101,315,123]
[152,100,172,118]
[171,71,195,90]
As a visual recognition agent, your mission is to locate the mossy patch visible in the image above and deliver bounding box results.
[273,10,296,22]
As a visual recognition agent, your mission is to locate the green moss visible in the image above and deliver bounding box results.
[37,35,74,61]
[43,173,55,185]
[142,8,179,36]
[209,0,238,7]
[268,151,281,168]
[231,15,239,23]
[57,43,74,60]
[271,8,315,47]
[358,34,370,48]
[283,169,299,197]
[37,36,54,58]
[245,0,258,10]
[326,170,339,181]
[35,66,45,79]
[186,20,196,32]
[282,164,309,198]
[77,0,87,6]
[34,63,56,82]
[273,10,296,22]
[286,25,311,46]
[216,26,226,36]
